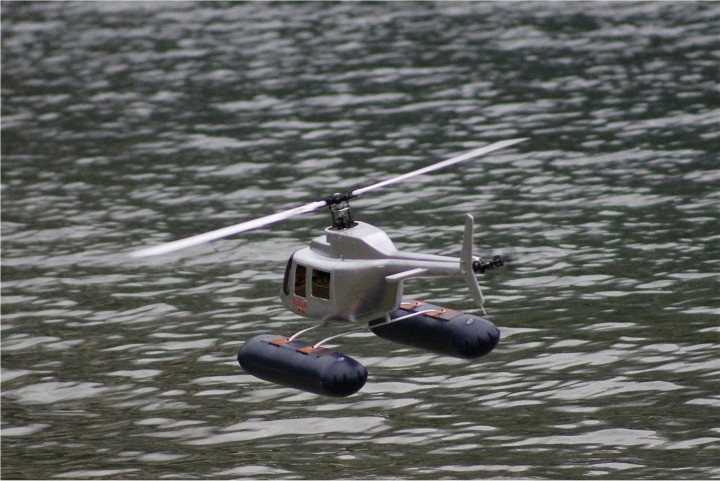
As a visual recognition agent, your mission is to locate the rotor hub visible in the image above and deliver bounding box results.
[324,192,357,230]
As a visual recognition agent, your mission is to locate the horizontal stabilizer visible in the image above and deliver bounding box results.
[386,268,429,283]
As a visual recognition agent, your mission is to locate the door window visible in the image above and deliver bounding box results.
[312,269,331,300]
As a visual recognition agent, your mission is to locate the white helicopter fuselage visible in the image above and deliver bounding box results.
[280,221,466,324]
[129,139,521,326]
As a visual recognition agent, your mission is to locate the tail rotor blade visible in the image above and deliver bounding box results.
[474,245,521,273]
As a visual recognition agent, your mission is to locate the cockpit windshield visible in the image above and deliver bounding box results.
[294,264,307,297]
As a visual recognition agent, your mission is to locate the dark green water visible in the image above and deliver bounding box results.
[2,2,719,479]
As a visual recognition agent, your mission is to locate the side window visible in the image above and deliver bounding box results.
[294,264,307,298]
[312,269,331,300]
[282,255,293,295]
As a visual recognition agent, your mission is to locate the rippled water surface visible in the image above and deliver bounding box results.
[2,2,719,479]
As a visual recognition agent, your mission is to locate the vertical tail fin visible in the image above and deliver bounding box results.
[460,214,486,313]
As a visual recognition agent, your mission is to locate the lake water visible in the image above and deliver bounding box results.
[2,2,719,479]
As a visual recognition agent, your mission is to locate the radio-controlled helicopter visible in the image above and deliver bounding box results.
[131,138,526,396]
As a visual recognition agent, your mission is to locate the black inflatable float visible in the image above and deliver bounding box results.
[237,334,367,397]
[369,300,500,359]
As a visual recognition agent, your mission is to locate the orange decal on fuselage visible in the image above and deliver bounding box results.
[292,296,307,314]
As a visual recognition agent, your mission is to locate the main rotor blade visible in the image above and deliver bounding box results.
[130,138,526,258]
[351,138,527,197]
[130,199,326,258]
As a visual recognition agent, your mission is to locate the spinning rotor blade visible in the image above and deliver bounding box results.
[351,138,527,196]
[130,138,526,258]
[485,246,519,270]
[130,200,326,258]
